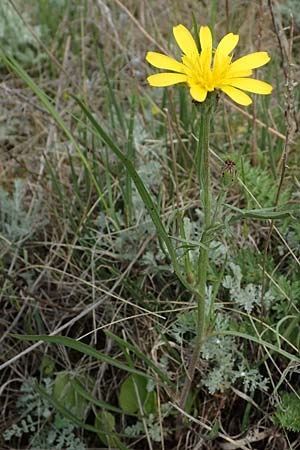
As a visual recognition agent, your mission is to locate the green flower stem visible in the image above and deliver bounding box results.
[179,97,214,412]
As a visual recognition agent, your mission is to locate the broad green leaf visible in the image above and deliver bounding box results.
[37,381,130,449]
[119,375,157,415]
[94,411,130,450]
[53,372,88,420]
[35,382,100,433]
[95,411,117,447]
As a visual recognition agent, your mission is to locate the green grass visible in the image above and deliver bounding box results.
[1,1,300,449]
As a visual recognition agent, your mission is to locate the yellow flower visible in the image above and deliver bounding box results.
[146,24,272,106]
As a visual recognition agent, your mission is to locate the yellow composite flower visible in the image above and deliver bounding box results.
[146,24,272,106]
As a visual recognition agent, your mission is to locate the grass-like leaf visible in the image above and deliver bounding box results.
[0,52,108,213]
[225,204,295,220]
[36,382,131,450]
[73,95,191,291]
[12,334,154,379]
[35,381,100,433]
[71,379,124,414]
[215,330,300,363]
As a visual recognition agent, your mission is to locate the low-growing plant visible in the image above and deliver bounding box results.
[0,180,44,243]
[1,2,299,448]
[4,377,86,450]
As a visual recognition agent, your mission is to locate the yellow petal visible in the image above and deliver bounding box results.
[216,32,239,56]
[213,33,239,78]
[190,85,208,102]
[147,73,187,87]
[199,26,212,53]
[229,52,270,72]
[173,24,198,56]
[228,77,272,94]
[225,69,253,79]
[199,26,213,69]
[146,52,186,73]
[221,85,252,105]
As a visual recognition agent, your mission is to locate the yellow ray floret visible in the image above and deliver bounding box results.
[173,24,199,56]
[145,24,272,106]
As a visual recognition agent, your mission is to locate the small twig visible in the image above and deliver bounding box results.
[268,0,288,78]
[225,0,229,33]
[0,238,161,372]
[223,97,291,142]
[171,402,253,450]
[0,293,29,345]
[165,108,181,209]
[112,0,166,54]
[261,6,297,313]
[250,0,263,166]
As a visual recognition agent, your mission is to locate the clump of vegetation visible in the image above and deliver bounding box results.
[3,377,86,450]
[1,1,300,449]
[274,392,300,432]
[0,0,44,66]
[0,180,44,242]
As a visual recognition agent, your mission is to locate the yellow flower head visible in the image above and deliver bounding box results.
[146,24,272,106]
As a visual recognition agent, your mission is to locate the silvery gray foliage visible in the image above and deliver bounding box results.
[0,180,45,243]
[180,215,228,273]
[96,117,169,269]
[0,102,21,144]
[169,310,197,345]
[237,366,269,393]
[223,262,275,313]
[4,377,86,450]
[124,421,145,438]
[277,0,300,26]
[170,286,213,344]
[97,192,166,270]
[17,376,52,417]
[125,412,166,442]
[171,311,268,394]
[209,240,229,265]
[138,160,163,190]
[0,0,45,65]
[201,314,269,394]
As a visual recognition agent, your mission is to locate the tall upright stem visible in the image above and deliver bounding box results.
[179,98,213,412]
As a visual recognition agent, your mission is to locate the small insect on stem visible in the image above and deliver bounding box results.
[222,159,237,183]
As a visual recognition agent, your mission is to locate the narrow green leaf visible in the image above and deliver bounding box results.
[45,158,78,232]
[35,382,99,433]
[214,330,300,363]
[99,51,126,135]
[125,94,136,225]
[12,334,153,379]
[192,13,201,52]
[71,379,124,414]
[225,204,293,220]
